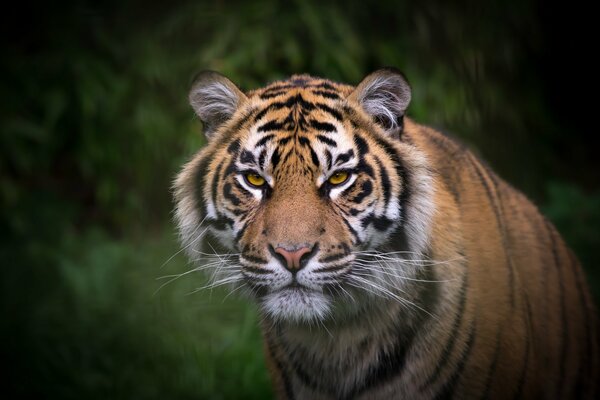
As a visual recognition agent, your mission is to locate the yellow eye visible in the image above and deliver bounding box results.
[328,171,350,186]
[245,173,266,187]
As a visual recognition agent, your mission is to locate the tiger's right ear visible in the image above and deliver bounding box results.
[348,68,411,137]
[189,71,247,139]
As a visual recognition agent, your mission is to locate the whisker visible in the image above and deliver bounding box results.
[161,216,210,269]
[348,275,436,319]
[223,282,248,301]
[186,274,244,295]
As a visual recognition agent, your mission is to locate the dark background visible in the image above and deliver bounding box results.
[1,0,598,398]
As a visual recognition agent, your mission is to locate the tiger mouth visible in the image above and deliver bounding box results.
[272,281,318,296]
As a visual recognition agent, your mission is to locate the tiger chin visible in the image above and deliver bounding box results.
[173,68,598,399]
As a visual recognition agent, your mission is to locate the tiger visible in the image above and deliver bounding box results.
[173,68,598,399]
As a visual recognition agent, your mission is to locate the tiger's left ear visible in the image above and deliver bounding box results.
[189,71,248,140]
[348,68,412,137]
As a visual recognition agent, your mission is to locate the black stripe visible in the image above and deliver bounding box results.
[316,135,337,147]
[480,328,503,400]
[318,252,348,263]
[278,136,292,146]
[354,133,370,155]
[347,299,434,399]
[315,103,343,121]
[355,156,375,177]
[334,149,354,165]
[230,108,257,132]
[374,156,391,207]
[314,82,336,90]
[239,150,255,165]
[432,320,477,400]
[513,297,532,400]
[546,220,568,398]
[242,265,272,275]
[360,213,394,231]
[233,180,252,198]
[287,93,316,111]
[227,139,241,154]
[568,248,594,398]
[366,133,411,219]
[234,222,247,242]
[264,335,295,400]
[422,130,462,203]
[284,342,324,392]
[258,119,286,132]
[222,182,241,206]
[260,90,288,99]
[258,149,267,169]
[271,149,281,168]
[351,180,373,203]
[262,84,294,94]
[210,161,224,211]
[297,136,309,146]
[419,272,469,390]
[467,154,515,308]
[312,264,348,274]
[310,119,336,132]
[256,134,275,147]
[254,107,270,122]
[241,254,268,264]
[324,149,332,170]
[312,89,340,99]
[309,147,320,167]
[212,216,234,230]
[342,217,362,245]
[223,160,236,177]
[225,206,244,216]
[194,155,213,218]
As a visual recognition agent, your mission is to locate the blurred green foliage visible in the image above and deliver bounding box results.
[1,0,598,398]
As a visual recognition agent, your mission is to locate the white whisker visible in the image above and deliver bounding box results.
[160,215,210,269]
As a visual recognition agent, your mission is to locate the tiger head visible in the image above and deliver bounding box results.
[174,69,435,323]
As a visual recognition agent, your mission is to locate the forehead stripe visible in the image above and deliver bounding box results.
[240,150,256,164]
[309,120,336,132]
[334,149,354,165]
[312,90,340,100]
[258,119,287,133]
[315,103,343,122]
[316,135,337,147]
[256,134,275,147]
[259,91,288,100]
[227,139,241,154]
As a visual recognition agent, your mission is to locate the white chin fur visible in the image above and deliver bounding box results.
[261,288,331,322]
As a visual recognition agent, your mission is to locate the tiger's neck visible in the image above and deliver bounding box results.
[262,272,447,398]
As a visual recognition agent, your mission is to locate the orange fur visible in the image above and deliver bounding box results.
[174,70,598,399]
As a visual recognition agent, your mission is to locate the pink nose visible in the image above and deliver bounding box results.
[274,246,312,271]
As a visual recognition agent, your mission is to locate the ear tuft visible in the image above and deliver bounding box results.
[188,71,247,139]
[349,68,412,136]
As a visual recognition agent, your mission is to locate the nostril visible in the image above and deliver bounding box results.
[269,245,290,269]
[299,244,319,268]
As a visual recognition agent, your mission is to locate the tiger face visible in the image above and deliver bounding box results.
[174,69,435,323]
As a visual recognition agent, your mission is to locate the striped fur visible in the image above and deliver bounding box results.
[174,69,598,399]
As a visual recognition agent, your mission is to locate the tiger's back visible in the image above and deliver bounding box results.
[410,123,599,398]
[174,68,598,399]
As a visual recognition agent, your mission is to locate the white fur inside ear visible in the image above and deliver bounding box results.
[189,78,242,136]
[356,73,411,132]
